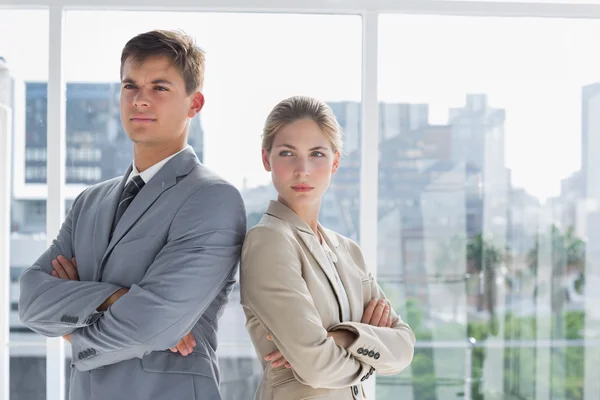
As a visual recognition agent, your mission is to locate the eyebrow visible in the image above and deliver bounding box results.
[276,144,329,151]
[122,78,175,86]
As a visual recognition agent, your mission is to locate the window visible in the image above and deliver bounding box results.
[1,8,49,400]
[378,14,600,400]
[7,4,600,400]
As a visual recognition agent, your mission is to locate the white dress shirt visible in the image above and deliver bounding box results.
[126,145,190,184]
[320,233,352,322]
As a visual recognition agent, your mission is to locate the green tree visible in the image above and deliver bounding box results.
[466,233,505,326]
[528,225,585,312]
[435,233,506,323]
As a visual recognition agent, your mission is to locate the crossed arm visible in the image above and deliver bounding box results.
[19,183,247,369]
[18,190,129,338]
[264,298,393,369]
[241,227,414,388]
[53,256,196,356]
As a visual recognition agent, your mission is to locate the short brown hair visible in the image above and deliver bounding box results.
[262,96,343,153]
[120,29,205,94]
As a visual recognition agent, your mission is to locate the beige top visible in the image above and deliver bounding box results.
[240,200,416,400]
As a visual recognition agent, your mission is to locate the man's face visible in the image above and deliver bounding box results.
[120,55,204,148]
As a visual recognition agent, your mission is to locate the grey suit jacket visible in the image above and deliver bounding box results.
[18,147,247,400]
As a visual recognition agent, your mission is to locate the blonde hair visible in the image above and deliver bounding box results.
[262,95,343,153]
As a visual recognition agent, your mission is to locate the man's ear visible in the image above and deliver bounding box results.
[188,92,205,118]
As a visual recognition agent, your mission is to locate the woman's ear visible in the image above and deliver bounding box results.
[332,151,341,174]
[262,148,272,172]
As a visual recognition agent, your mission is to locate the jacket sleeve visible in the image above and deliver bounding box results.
[331,241,415,375]
[69,183,247,371]
[18,190,125,337]
[240,226,371,389]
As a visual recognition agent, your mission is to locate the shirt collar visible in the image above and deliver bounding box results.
[127,145,190,184]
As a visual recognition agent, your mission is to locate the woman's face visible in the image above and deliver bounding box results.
[262,118,340,210]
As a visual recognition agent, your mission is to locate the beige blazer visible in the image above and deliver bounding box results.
[240,201,415,400]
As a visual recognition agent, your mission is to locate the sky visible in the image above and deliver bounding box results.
[1,9,600,200]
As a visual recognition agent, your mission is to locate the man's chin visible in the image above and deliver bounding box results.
[126,131,156,143]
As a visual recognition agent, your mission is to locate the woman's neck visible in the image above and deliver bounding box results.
[277,195,321,237]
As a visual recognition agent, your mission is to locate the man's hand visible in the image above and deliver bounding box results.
[264,334,291,369]
[169,331,196,356]
[97,288,129,312]
[51,256,79,281]
[361,298,393,328]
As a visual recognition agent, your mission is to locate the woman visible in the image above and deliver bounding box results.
[240,96,415,400]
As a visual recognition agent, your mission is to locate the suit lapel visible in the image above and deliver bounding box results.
[296,230,345,318]
[321,228,363,322]
[265,201,345,320]
[99,147,200,271]
[92,172,129,278]
[103,172,177,257]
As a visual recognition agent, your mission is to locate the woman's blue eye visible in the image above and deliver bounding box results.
[279,151,293,156]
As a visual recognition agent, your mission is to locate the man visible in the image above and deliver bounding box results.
[18,30,247,400]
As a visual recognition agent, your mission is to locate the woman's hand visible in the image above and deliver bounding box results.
[264,334,291,369]
[362,298,393,328]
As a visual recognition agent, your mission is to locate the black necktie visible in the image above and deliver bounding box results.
[111,175,145,236]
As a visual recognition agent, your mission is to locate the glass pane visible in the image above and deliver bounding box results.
[64,11,361,399]
[378,14,600,400]
[1,7,49,400]
[9,346,46,400]
[444,0,600,4]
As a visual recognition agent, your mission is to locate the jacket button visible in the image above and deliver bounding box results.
[374,352,380,360]
[353,385,358,395]
[90,349,96,355]
[78,352,84,360]
[368,350,375,357]
[357,348,364,355]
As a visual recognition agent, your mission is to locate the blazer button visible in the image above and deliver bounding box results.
[368,350,375,357]
[78,352,84,360]
[374,352,380,360]
[90,349,97,355]
[357,348,364,355]
[353,385,359,395]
